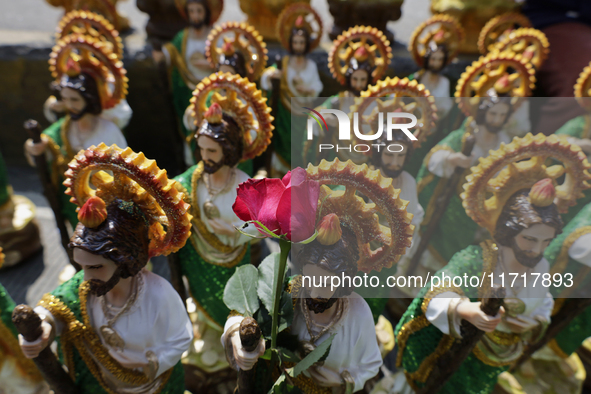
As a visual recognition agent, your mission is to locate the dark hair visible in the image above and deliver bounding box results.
[69,199,150,278]
[494,189,563,247]
[369,129,415,169]
[475,97,514,126]
[186,0,211,25]
[59,72,102,115]
[289,28,311,55]
[196,113,244,167]
[344,61,373,92]
[218,51,247,78]
[293,225,359,297]
[423,44,448,72]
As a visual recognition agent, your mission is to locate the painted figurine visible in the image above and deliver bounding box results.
[0,248,48,394]
[394,133,591,394]
[222,159,414,392]
[19,144,194,393]
[43,11,133,132]
[477,12,533,56]
[260,3,324,176]
[170,72,272,368]
[416,52,535,268]
[25,34,128,229]
[153,0,222,144]
[44,0,132,32]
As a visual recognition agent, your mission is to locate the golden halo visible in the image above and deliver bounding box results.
[305,159,414,273]
[71,0,120,30]
[328,25,392,86]
[57,10,123,59]
[277,2,323,52]
[574,62,591,112]
[205,21,268,81]
[491,27,550,69]
[0,247,4,269]
[478,12,532,55]
[189,72,273,161]
[63,144,193,257]
[455,52,535,117]
[461,133,591,234]
[49,33,128,110]
[409,14,464,68]
[174,0,224,25]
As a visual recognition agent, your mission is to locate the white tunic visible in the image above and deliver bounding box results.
[36,269,193,380]
[66,117,128,152]
[261,57,323,105]
[222,292,382,391]
[417,71,453,117]
[163,28,213,83]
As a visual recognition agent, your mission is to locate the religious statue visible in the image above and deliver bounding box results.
[170,72,272,372]
[43,10,133,131]
[153,0,223,146]
[477,12,533,56]
[0,150,41,268]
[19,143,194,393]
[44,0,131,32]
[24,33,128,229]
[222,158,414,393]
[136,0,187,49]
[416,52,535,269]
[260,3,324,176]
[0,248,48,394]
[394,133,591,393]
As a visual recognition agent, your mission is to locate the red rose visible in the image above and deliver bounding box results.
[233,168,319,242]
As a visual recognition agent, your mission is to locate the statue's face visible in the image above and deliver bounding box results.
[187,2,206,25]
[219,64,236,75]
[198,135,225,173]
[75,248,120,296]
[379,143,408,179]
[291,34,307,56]
[512,223,556,268]
[427,48,445,72]
[302,264,336,300]
[61,87,86,117]
[484,102,511,134]
[350,69,369,94]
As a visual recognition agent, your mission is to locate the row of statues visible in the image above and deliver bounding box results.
[1,1,591,394]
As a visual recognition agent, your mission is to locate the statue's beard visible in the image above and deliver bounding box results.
[511,240,544,268]
[484,122,505,134]
[305,297,338,314]
[88,268,122,297]
[380,163,404,179]
[68,106,88,121]
[190,20,205,30]
[203,159,224,174]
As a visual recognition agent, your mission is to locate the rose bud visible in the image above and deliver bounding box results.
[316,213,342,246]
[529,178,556,207]
[204,102,223,124]
[78,196,108,228]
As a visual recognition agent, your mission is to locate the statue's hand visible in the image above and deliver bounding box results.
[457,301,504,333]
[25,138,48,157]
[447,152,473,169]
[575,138,591,154]
[504,314,539,334]
[152,50,165,64]
[307,365,343,387]
[18,320,53,359]
[270,69,282,80]
[208,218,237,237]
[230,330,265,371]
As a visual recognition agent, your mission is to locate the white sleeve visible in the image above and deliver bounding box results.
[425,292,462,336]
[428,149,455,178]
[530,292,554,323]
[101,99,133,130]
[43,96,59,123]
[260,68,275,91]
[34,306,65,336]
[308,61,323,97]
[568,233,591,267]
[162,46,171,67]
[220,315,245,370]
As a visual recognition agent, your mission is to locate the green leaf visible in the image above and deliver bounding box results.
[278,291,294,333]
[260,348,273,360]
[267,373,287,394]
[257,252,287,317]
[290,334,336,378]
[278,348,300,363]
[223,264,260,316]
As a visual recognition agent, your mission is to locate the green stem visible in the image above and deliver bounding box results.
[271,239,291,350]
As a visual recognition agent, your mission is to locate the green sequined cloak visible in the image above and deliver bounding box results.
[544,202,591,356]
[0,151,10,206]
[555,115,591,224]
[43,271,185,394]
[394,243,509,394]
[0,281,17,338]
[42,118,79,227]
[168,29,194,143]
[174,165,251,327]
[416,121,478,264]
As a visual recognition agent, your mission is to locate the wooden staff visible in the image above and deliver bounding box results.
[166,253,187,306]
[237,317,262,394]
[407,129,477,275]
[264,53,283,175]
[510,297,591,371]
[12,305,79,394]
[417,285,505,394]
[23,120,77,268]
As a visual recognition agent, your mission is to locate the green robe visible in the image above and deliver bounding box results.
[174,164,251,327]
[167,29,195,143]
[555,115,591,224]
[395,242,512,394]
[416,121,479,264]
[0,151,10,206]
[42,117,79,227]
[544,202,591,356]
[37,271,185,394]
